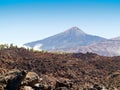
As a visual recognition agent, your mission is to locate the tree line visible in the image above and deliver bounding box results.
[0,43,16,50]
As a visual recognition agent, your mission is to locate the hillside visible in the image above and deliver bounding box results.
[111,36,120,40]
[52,40,120,56]
[0,48,120,89]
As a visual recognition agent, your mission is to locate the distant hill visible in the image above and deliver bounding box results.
[24,27,106,50]
[51,40,120,56]
[111,36,120,40]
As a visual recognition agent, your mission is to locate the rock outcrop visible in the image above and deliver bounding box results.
[55,80,72,90]
[106,70,120,90]
[0,68,120,90]
[21,72,40,87]
[0,69,27,90]
[0,69,52,90]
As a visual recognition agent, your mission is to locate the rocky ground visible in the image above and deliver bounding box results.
[0,48,120,90]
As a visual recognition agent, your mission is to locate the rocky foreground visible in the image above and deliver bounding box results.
[0,68,120,90]
[0,48,120,90]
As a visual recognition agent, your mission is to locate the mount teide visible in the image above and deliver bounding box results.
[24,27,106,50]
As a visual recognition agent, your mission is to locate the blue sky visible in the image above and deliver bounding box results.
[0,0,120,45]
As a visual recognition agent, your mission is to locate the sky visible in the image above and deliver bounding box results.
[0,0,120,45]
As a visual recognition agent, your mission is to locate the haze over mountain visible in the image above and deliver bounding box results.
[111,36,120,40]
[52,40,120,56]
[25,27,106,50]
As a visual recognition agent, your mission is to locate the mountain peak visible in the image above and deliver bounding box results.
[25,26,106,52]
[64,26,86,35]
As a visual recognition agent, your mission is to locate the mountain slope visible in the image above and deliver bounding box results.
[111,36,120,40]
[52,40,120,56]
[24,27,106,50]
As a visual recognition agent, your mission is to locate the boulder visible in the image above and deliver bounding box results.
[55,80,72,90]
[20,86,33,90]
[0,85,4,90]
[21,72,40,87]
[0,69,27,90]
[107,70,120,90]
[91,84,105,90]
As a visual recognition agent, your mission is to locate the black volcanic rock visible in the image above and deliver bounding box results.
[24,27,106,50]
[0,48,120,89]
